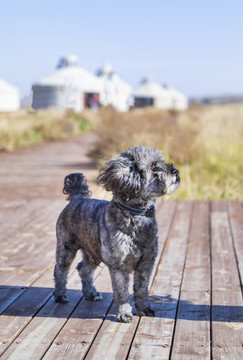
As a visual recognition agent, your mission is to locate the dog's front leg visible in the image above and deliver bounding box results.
[133,259,155,317]
[109,268,133,323]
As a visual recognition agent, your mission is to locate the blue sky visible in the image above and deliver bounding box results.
[1,0,242,98]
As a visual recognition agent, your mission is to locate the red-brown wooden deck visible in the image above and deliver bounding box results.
[0,134,242,359]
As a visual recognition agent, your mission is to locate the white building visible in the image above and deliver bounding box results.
[134,77,188,110]
[162,84,188,110]
[32,55,102,111]
[0,78,20,112]
[96,63,133,111]
[133,77,171,110]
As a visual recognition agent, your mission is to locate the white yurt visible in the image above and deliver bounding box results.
[163,84,188,110]
[0,78,20,112]
[96,63,133,111]
[133,77,171,110]
[32,55,102,111]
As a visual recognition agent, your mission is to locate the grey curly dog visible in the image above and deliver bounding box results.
[54,145,180,323]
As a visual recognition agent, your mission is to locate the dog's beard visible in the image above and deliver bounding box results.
[165,180,180,195]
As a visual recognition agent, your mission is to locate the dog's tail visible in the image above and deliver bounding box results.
[62,173,91,201]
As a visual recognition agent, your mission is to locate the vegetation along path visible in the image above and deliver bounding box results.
[0,133,242,359]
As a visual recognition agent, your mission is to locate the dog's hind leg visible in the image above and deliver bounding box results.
[77,255,102,301]
[54,234,78,303]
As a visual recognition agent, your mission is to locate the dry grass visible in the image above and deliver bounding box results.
[89,104,243,200]
[0,109,91,151]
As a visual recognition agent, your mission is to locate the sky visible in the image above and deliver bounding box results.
[1,0,243,99]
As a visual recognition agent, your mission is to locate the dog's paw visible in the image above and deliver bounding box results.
[137,307,155,317]
[117,312,133,323]
[53,292,69,304]
[85,291,103,301]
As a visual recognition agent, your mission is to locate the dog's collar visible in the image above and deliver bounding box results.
[115,202,155,217]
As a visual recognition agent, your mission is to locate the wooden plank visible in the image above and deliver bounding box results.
[211,201,227,212]
[181,202,210,292]
[170,291,210,359]
[0,200,62,286]
[170,202,211,359]
[228,201,243,285]
[212,290,243,359]
[1,199,61,262]
[150,202,193,294]
[0,133,98,200]
[128,202,193,360]
[43,266,113,360]
[0,265,80,357]
[0,289,82,360]
[0,199,52,252]
[211,204,243,359]
[0,286,53,356]
[150,201,177,285]
[0,199,27,236]
[211,209,240,291]
[0,286,26,314]
[0,259,102,358]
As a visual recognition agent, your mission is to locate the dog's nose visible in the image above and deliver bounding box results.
[172,168,180,182]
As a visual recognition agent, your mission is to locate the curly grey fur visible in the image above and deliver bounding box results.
[54,145,180,322]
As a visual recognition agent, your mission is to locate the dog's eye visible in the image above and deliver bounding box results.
[151,164,161,173]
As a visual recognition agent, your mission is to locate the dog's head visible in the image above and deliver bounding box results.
[97,145,180,202]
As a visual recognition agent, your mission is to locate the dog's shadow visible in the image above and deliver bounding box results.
[1,286,242,323]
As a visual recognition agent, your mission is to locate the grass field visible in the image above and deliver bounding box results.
[0,109,91,151]
[0,104,242,200]
[89,104,243,200]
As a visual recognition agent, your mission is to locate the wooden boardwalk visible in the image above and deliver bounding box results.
[0,134,242,359]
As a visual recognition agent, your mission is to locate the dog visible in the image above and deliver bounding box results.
[54,145,180,322]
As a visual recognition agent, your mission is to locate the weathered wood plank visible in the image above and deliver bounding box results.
[0,285,53,356]
[0,259,102,359]
[0,286,26,314]
[128,202,193,360]
[0,200,62,286]
[171,291,210,360]
[0,264,80,357]
[0,199,53,252]
[181,201,210,292]
[1,199,61,262]
[212,290,243,359]
[0,289,82,360]
[211,204,243,359]
[228,201,243,286]
[211,209,240,291]
[170,201,211,359]
[85,305,139,360]
[43,266,113,360]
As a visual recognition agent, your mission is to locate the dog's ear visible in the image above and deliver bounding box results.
[97,155,144,195]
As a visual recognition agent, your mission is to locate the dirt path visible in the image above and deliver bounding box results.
[0,132,100,200]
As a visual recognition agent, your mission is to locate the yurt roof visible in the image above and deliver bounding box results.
[96,63,133,93]
[33,55,102,93]
[57,55,79,69]
[96,62,113,76]
[0,78,19,94]
[134,77,169,98]
[163,84,187,100]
